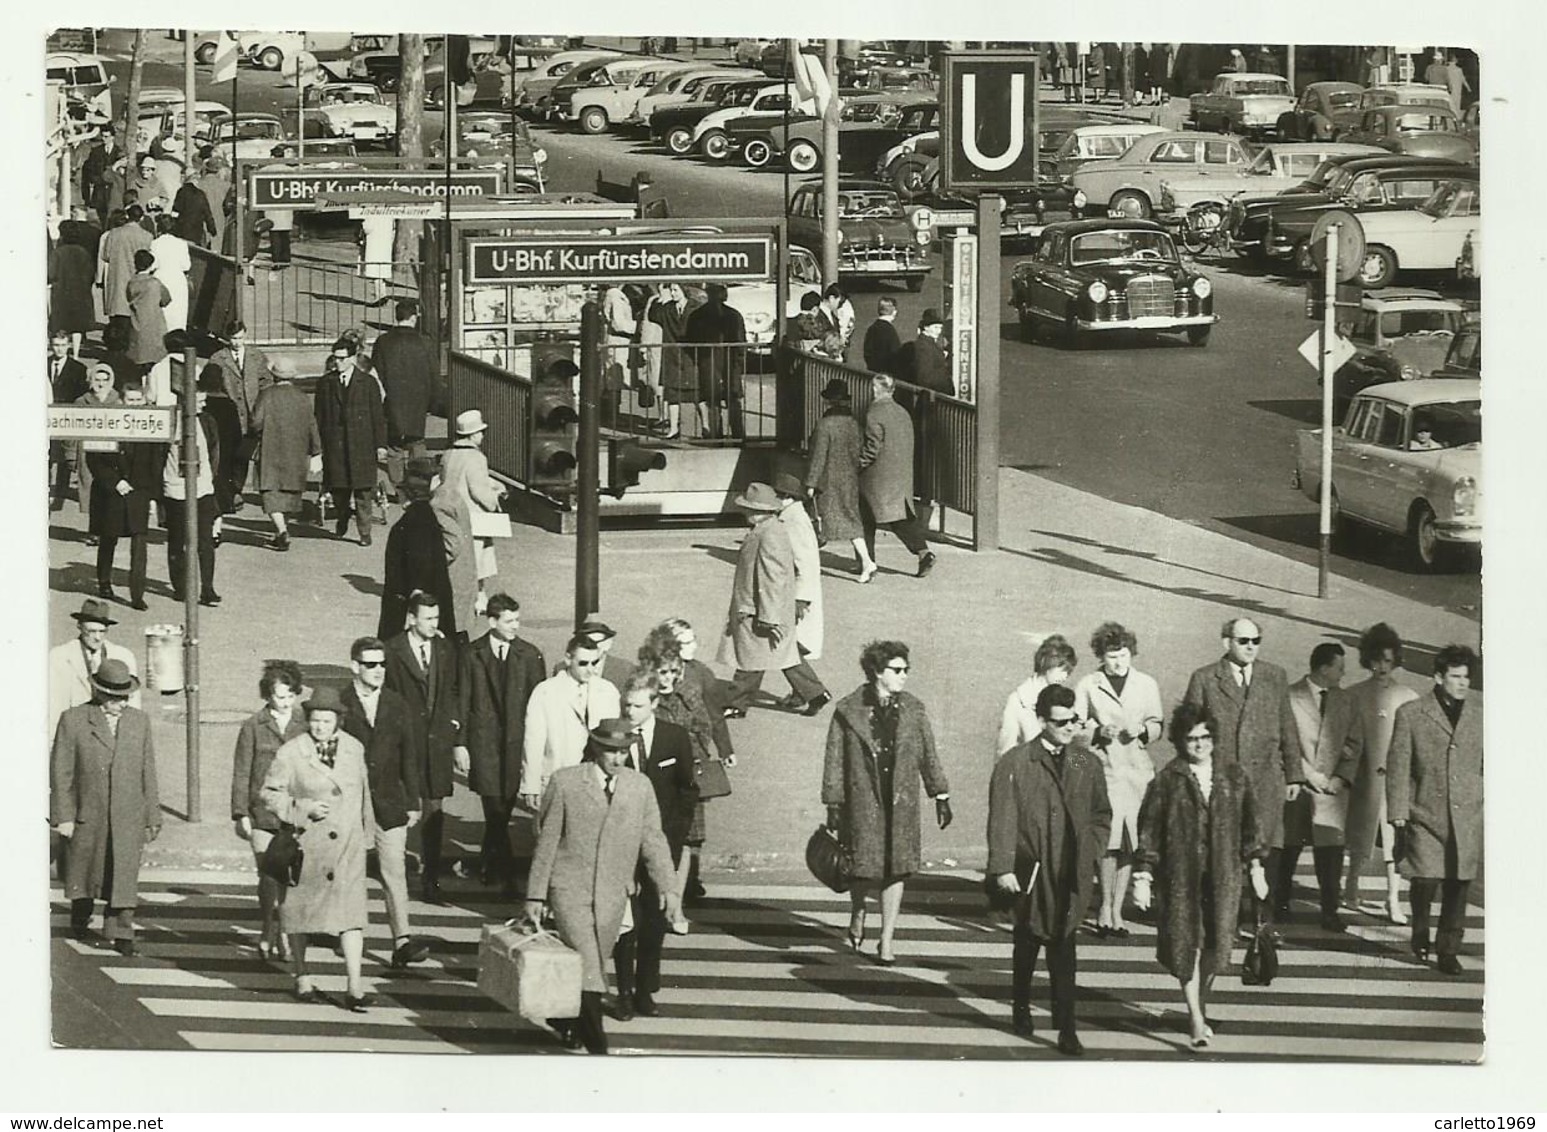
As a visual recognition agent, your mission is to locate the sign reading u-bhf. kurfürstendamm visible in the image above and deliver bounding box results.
[465,236,775,285]
[47,405,176,442]
[249,170,502,210]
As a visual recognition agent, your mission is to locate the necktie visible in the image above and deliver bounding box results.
[419,642,430,672]
[495,641,507,663]
[630,734,644,772]
[604,774,616,800]
[1318,688,1328,717]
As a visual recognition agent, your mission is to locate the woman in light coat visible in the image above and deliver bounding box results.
[149,213,190,333]
[259,687,375,1011]
[774,473,823,663]
[125,249,170,371]
[1074,621,1163,937]
[432,408,507,627]
[998,634,1077,754]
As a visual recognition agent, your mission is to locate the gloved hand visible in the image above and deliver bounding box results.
[935,797,953,830]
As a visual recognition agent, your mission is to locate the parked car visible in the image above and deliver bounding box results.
[192,31,268,66]
[1293,378,1480,569]
[1154,142,1382,219]
[786,180,932,290]
[46,53,114,123]
[542,54,649,121]
[1326,289,1464,414]
[627,67,763,130]
[730,95,929,171]
[568,61,696,134]
[296,83,396,146]
[1352,83,1454,117]
[247,32,353,73]
[1352,176,1481,287]
[209,114,293,161]
[1045,122,1170,190]
[429,113,546,187]
[1070,130,1254,220]
[1226,151,1401,260]
[1189,72,1296,138]
[1274,81,1364,141]
[513,50,622,118]
[134,100,233,152]
[1009,219,1217,346]
[1340,105,1475,162]
[651,78,771,155]
[691,83,811,159]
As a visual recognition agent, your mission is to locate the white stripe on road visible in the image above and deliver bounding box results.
[178,1031,465,1054]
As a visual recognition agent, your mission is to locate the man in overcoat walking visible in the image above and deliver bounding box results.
[315,335,387,545]
[988,683,1111,1055]
[455,593,546,894]
[1183,616,1305,919]
[48,599,140,741]
[720,482,831,718]
[1388,644,1483,975]
[859,373,935,582]
[379,459,458,639]
[861,297,902,376]
[372,300,438,497]
[250,356,321,552]
[773,473,826,710]
[208,320,270,496]
[51,659,160,955]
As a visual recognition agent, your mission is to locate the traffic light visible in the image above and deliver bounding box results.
[606,440,667,499]
[529,341,579,501]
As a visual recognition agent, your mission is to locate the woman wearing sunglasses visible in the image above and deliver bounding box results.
[822,640,951,966]
[1133,703,1269,1049]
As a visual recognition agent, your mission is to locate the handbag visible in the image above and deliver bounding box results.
[1241,914,1280,986]
[259,824,304,888]
[695,756,732,800]
[635,381,656,409]
[805,825,854,893]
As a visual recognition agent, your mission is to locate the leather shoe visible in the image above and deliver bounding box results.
[199,591,222,607]
[610,995,635,1022]
[916,550,936,578]
[361,530,373,547]
[97,584,117,601]
[1319,911,1347,933]
[129,598,148,611]
[1012,1010,1034,1039]
[1437,954,1464,976]
[335,514,352,538]
[68,924,91,942]
[343,993,371,1014]
[422,879,448,906]
[390,937,431,969]
[634,993,660,1018]
[802,691,832,717]
[111,938,137,957]
[273,532,290,553]
[1057,1029,1085,1057]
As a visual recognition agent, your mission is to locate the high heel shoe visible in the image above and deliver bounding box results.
[846,923,866,953]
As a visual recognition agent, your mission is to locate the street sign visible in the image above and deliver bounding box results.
[910,207,934,231]
[929,208,978,229]
[1298,329,1357,373]
[465,235,775,285]
[249,170,503,210]
[939,52,1041,192]
[951,234,979,401]
[47,405,176,442]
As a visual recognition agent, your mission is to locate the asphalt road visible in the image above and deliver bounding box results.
[129,51,1481,619]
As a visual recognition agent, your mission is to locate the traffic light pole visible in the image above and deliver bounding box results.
[575,300,603,627]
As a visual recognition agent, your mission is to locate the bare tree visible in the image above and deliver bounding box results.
[394,33,425,266]
[123,29,149,170]
[1121,43,1135,106]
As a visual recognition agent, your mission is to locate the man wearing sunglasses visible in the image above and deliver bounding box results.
[1184,617,1306,922]
[987,684,1112,1056]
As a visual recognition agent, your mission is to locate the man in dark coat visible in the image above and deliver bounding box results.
[384,590,462,905]
[81,134,124,227]
[340,635,431,969]
[371,299,438,498]
[861,297,902,376]
[314,335,387,545]
[1183,616,1305,920]
[48,331,90,510]
[684,282,747,439]
[859,373,935,580]
[1388,644,1483,975]
[379,460,458,640]
[987,683,1112,1055]
[455,592,547,895]
[51,658,160,956]
[171,173,217,247]
[611,671,698,1020]
[908,308,952,395]
[86,379,164,609]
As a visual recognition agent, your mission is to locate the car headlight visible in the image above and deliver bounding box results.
[1452,476,1477,516]
[915,230,931,245]
[1087,280,1108,303]
[1072,189,1087,210]
[534,148,547,164]
[1400,363,1418,381]
[1192,278,1212,299]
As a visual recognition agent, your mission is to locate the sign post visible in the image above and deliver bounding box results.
[1317,223,1338,599]
[974,196,1001,552]
[180,342,201,820]
[576,301,603,625]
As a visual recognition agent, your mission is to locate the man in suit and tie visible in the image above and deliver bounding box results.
[1184,617,1306,922]
[48,599,140,742]
[519,634,622,813]
[341,636,430,967]
[207,320,270,497]
[610,671,697,1020]
[1280,642,1360,931]
[48,330,90,511]
[455,593,547,895]
[50,658,160,955]
[384,590,462,905]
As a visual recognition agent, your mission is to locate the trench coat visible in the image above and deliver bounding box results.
[314,368,387,491]
[1183,658,1304,847]
[684,297,746,405]
[860,395,915,523]
[125,273,171,365]
[251,382,321,493]
[379,501,459,641]
[719,515,799,672]
[458,631,547,802]
[1339,675,1421,861]
[230,706,309,832]
[778,498,824,660]
[527,763,677,993]
[85,440,165,540]
[822,688,948,881]
[1074,669,1163,852]
[48,639,140,741]
[436,441,505,580]
[1135,758,1266,980]
[97,222,151,321]
[1387,692,1484,881]
[52,703,160,908]
[260,732,375,934]
[986,738,1112,939]
[433,486,480,639]
[1283,679,1359,847]
[805,408,864,542]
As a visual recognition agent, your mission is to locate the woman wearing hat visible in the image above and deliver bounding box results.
[379,458,458,640]
[432,408,507,629]
[315,334,387,546]
[524,719,680,1054]
[51,658,161,956]
[250,355,322,552]
[804,379,875,579]
[259,686,375,1010]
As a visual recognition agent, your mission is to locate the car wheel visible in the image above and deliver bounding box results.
[257,46,283,71]
[1409,502,1444,571]
[700,130,729,161]
[579,106,609,135]
[1108,190,1151,219]
[787,140,820,174]
[1185,325,1211,347]
[195,41,217,65]
[892,157,930,199]
[742,138,773,169]
[1358,245,1399,289]
[666,126,694,155]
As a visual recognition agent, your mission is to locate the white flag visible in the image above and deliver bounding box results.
[212,31,240,84]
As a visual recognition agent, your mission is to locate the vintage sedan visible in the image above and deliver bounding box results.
[567,60,693,133]
[1154,142,1381,219]
[690,83,809,159]
[514,50,623,118]
[1340,105,1475,162]
[1435,316,1480,379]
[1010,219,1217,346]
[787,180,932,290]
[1326,289,1463,413]
[1353,83,1455,116]
[209,114,293,161]
[727,245,825,349]
[628,67,762,130]
[735,96,933,173]
[300,84,396,145]
[1274,81,1364,141]
[651,78,769,155]
[1226,151,1396,259]
[1070,130,1254,220]
[1045,122,1169,188]
[1189,72,1296,138]
[1353,176,1481,287]
[1294,378,1480,569]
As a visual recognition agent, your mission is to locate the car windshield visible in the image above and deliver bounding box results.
[1069,229,1179,265]
[1408,399,1481,448]
[838,191,903,218]
[320,88,380,105]
[788,251,822,285]
[235,120,281,140]
[1420,180,1479,218]
[1394,111,1455,132]
[1229,79,1291,96]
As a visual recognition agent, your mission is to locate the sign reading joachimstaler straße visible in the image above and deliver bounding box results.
[47,405,176,442]
[249,170,502,210]
[465,236,775,284]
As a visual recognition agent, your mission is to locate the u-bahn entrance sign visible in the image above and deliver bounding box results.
[464,234,775,285]
[248,169,502,209]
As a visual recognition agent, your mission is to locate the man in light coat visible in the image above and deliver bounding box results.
[859,373,935,582]
[719,482,831,718]
[49,598,140,740]
[1388,644,1483,975]
[772,474,826,707]
[519,635,621,811]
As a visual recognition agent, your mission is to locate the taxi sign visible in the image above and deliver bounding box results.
[47,405,176,442]
[1298,329,1357,374]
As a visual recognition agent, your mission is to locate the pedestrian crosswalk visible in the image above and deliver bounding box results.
[52,868,1483,1060]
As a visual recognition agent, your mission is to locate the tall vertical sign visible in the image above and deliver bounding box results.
[951,233,979,401]
[939,51,1041,192]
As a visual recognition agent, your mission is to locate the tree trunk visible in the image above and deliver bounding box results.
[1120,43,1135,105]
[395,33,426,266]
[123,29,149,170]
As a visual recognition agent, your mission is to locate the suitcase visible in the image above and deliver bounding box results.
[477,919,583,1023]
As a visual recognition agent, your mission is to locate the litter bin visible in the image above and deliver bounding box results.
[145,624,185,694]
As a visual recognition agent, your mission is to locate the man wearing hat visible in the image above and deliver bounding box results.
[315,334,388,546]
[574,617,633,690]
[908,309,951,396]
[379,456,458,640]
[250,354,322,552]
[720,483,831,718]
[51,658,160,955]
[432,408,509,628]
[524,718,680,1054]
[859,374,936,581]
[371,299,438,500]
[520,634,622,812]
[772,474,827,710]
[862,297,902,377]
[49,599,142,739]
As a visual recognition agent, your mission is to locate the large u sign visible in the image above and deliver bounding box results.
[961,73,1026,172]
[940,51,1041,192]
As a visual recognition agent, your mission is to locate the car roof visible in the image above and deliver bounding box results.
[46,52,109,67]
[1132,129,1248,144]
[1068,122,1168,136]
[1213,72,1289,82]
[1371,81,1450,93]
[232,113,283,123]
[1358,378,1480,406]
[1265,141,1378,154]
[1307,80,1362,92]
[1041,218,1168,236]
[1338,154,1472,173]
[1360,288,1464,311]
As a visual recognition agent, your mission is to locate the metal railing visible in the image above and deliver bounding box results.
[449,350,532,483]
[239,255,421,348]
[593,340,778,444]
